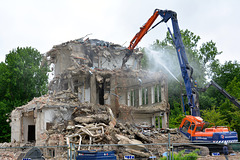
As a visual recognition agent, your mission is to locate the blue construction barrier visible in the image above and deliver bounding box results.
[76,150,117,160]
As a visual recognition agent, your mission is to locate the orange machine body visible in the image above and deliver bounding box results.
[179,115,237,143]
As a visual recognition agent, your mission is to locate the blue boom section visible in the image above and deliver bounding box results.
[157,10,200,116]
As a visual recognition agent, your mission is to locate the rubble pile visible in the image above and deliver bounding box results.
[42,102,184,159]
[5,93,172,159]
[7,92,181,159]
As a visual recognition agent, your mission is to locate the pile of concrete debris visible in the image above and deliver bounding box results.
[1,93,181,160]
[44,101,184,159]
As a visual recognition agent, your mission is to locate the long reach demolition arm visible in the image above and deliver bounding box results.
[122,9,200,116]
[198,80,240,109]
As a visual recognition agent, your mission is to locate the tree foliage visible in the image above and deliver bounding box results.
[3,47,49,104]
[0,101,11,142]
[212,61,240,88]
[200,62,240,133]
[201,106,228,127]
[199,41,222,65]
[203,61,240,109]
[0,47,49,142]
[218,76,240,133]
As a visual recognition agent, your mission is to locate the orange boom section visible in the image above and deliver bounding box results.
[128,10,159,51]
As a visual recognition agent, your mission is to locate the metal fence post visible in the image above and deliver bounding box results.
[166,143,168,160]
[73,143,76,160]
[70,143,72,160]
[67,144,69,160]
[168,133,171,160]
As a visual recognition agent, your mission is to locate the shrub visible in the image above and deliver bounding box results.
[159,149,199,160]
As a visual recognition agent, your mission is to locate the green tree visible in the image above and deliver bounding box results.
[218,77,240,133]
[0,101,11,142]
[200,63,240,133]
[0,47,49,142]
[0,62,8,99]
[199,41,222,65]
[204,61,240,108]
[3,47,49,104]
[201,106,228,127]
[212,61,240,88]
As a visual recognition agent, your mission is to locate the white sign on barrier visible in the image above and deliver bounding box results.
[212,152,220,156]
[149,156,157,158]
[124,155,135,159]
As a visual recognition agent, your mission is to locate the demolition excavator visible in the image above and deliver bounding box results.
[122,9,239,147]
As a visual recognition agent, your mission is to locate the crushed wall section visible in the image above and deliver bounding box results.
[47,39,142,76]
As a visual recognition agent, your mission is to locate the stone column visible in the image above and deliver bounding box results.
[135,89,139,107]
[158,115,161,130]
[162,112,168,129]
[139,88,142,106]
[132,90,135,106]
[151,86,155,104]
[148,86,151,105]
[127,91,131,106]
[157,84,160,102]
[90,74,97,104]
[144,88,147,105]
[152,114,155,127]
[110,76,117,117]
[161,77,168,103]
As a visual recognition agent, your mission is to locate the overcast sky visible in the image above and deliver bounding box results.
[0,0,239,64]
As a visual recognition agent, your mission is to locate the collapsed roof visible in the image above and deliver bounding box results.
[46,38,143,76]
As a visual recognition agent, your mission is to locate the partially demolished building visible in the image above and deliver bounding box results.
[10,38,170,150]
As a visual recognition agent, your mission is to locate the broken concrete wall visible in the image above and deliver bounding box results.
[11,102,39,143]
[107,70,169,128]
[11,110,21,142]
[47,38,142,76]
[10,96,77,145]
[48,64,169,125]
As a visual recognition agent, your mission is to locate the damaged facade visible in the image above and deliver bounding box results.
[10,38,170,151]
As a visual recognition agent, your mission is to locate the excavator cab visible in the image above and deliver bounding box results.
[179,116,205,138]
